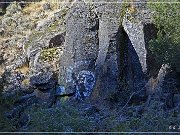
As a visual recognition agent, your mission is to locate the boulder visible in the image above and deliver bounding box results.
[34,89,52,101]
[29,72,56,105]
[30,72,55,91]
[49,33,65,48]
[93,3,122,98]
[26,31,65,73]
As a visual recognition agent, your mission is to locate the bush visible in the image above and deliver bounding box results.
[148,1,180,71]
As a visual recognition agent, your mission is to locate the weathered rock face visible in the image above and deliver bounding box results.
[59,1,123,100]
[123,19,147,73]
[123,31,147,92]
[26,31,64,74]
[1,0,156,103]
[30,72,56,104]
[49,32,65,48]
[59,1,99,99]
[0,1,73,112]
[30,72,55,90]
[93,2,122,98]
[121,1,153,93]
[58,0,152,100]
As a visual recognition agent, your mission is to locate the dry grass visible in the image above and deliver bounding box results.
[15,63,30,75]
[22,0,62,15]
[22,79,30,86]
[128,6,137,14]
[22,2,43,15]
[0,66,5,76]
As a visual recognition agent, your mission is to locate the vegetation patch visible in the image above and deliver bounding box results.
[148,1,180,72]
[24,103,94,132]
[15,63,30,75]
[118,0,139,25]
[40,48,59,61]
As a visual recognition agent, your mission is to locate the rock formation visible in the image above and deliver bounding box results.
[58,0,150,101]
[0,0,179,131]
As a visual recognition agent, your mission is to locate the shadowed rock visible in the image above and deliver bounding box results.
[49,32,65,48]
[30,72,55,91]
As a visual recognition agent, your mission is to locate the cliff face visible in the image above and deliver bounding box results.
[0,0,179,132]
[59,1,121,100]
[58,0,151,101]
[0,0,163,101]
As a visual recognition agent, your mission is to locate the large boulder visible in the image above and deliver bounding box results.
[123,19,147,73]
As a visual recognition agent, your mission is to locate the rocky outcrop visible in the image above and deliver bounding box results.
[30,72,56,103]
[122,0,154,94]
[30,72,55,90]
[93,2,122,99]
[59,1,99,99]
[123,19,147,73]
[58,0,151,101]
[1,0,155,104]
[0,0,179,132]
[59,1,124,100]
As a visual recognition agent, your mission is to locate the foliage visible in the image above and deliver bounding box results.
[22,79,30,86]
[118,1,129,25]
[113,100,180,132]
[1,97,179,132]
[24,103,95,132]
[40,48,59,61]
[148,1,180,71]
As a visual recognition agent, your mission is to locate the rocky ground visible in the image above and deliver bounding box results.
[0,0,180,132]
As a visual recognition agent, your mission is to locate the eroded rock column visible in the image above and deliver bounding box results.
[59,1,99,100]
[93,2,122,99]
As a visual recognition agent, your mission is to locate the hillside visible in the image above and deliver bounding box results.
[0,0,180,132]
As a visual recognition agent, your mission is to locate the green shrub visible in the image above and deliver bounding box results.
[40,48,59,61]
[148,1,180,71]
